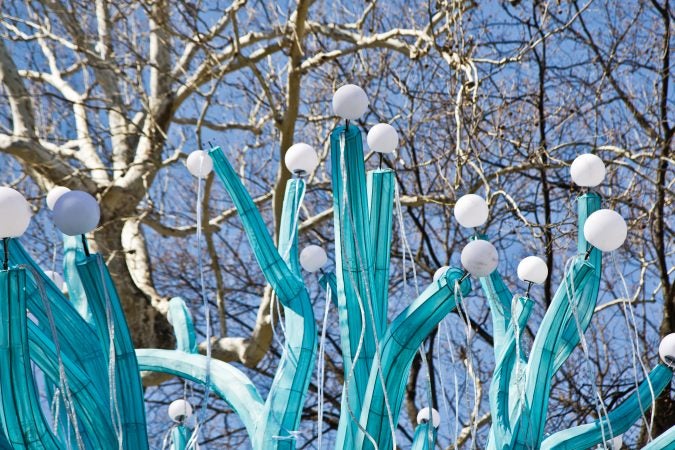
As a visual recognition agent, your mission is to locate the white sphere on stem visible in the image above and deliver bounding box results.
[299,245,328,273]
[43,270,65,290]
[607,435,623,449]
[517,256,548,285]
[0,187,32,238]
[659,333,675,368]
[168,399,193,422]
[46,186,70,211]
[583,209,627,252]
[416,407,440,428]
[285,143,319,175]
[461,240,499,278]
[433,266,449,282]
[332,84,369,120]
[367,123,398,154]
[186,150,213,178]
[53,191,100,236]
[454,194,489,228]
[570,154,606,187]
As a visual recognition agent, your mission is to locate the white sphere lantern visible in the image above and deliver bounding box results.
[43,270,65,291]
[454,194,489,228]
[659,333,675,368]
[299,245,328,273]
[332,84,369,120]
[461,240,499,278]
[168,399,193,422]
[517,256,548,285]
[285,143,319,176]
[583,209,627,252]
[607,435,623,450]
[46,186,70,211]
[53,191,100,236]
[433,266,449,282]
[367,123,398,154]
[416,407,441,428]
[186,150,213,178]
[570,154,606,187]
[0,187,32,238]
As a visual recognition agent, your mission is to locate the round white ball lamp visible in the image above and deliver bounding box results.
[461,240,499,278]
[570,154,606,187]
[186,150,213,178]
[517,256,548,285]
[332,84,369,121]
[367,124,398,154]
[168,399,193,423]
[300,245,328,273]
[285,143,319,176]
[53,191,100,236]
[659,333,675,368]
[43,270,65,291]
[608,435,623,450]
[416,407,441,428]
[46,186,70,211]
[433,266,449,282]
[0,187,32,238]
[583,209,627,252]
[454,194,489,228]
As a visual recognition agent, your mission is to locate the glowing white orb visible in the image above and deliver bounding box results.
[285,143,319,175]
[570,154,606,187]
[46,186,70,211]
[454,194,489,228]
[416,407,440,428]
[583,209,627,252]
[53,191,100,236]
[186,150,213,178]
[659,333,675,368]
[517,256,548,285]
[299,245,328,273]
[332,84,369,120]
[461,240,498,278]
[168,399,193,422]
[0,187,32,238]
[367,123,398,154]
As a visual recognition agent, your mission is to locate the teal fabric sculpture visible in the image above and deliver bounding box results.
[0,84,672,450]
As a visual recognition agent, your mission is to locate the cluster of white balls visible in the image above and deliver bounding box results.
[0,185,100,240]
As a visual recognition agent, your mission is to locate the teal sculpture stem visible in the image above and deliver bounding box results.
[167,297,197,354]
[170,426,190,450]
[63,235,93,324]
[488,295,533,448]
[331,125,383,448]
[540,364,674,450]
[509,193,602,448]
[136,349,264,439]
[209,146,316,449]
[411,421,437,450]
[354,269,471,450]
[77,254,149,450]
[643,425,675,450]
[0,267,62,448]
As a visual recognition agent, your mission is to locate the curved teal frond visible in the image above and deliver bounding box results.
[62,235,92,324]
[168,297,197,353]
[0,268,63,449]
[136,349,264,439]
[354,268,471,450]
[7,240,108,393]
[510,259,597,448]
[411,422,437,450]
[209,147,316,448]
[28,321,117,447]
[540,364,673,450]
[642,425,675,450]
[77,255,148,450]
